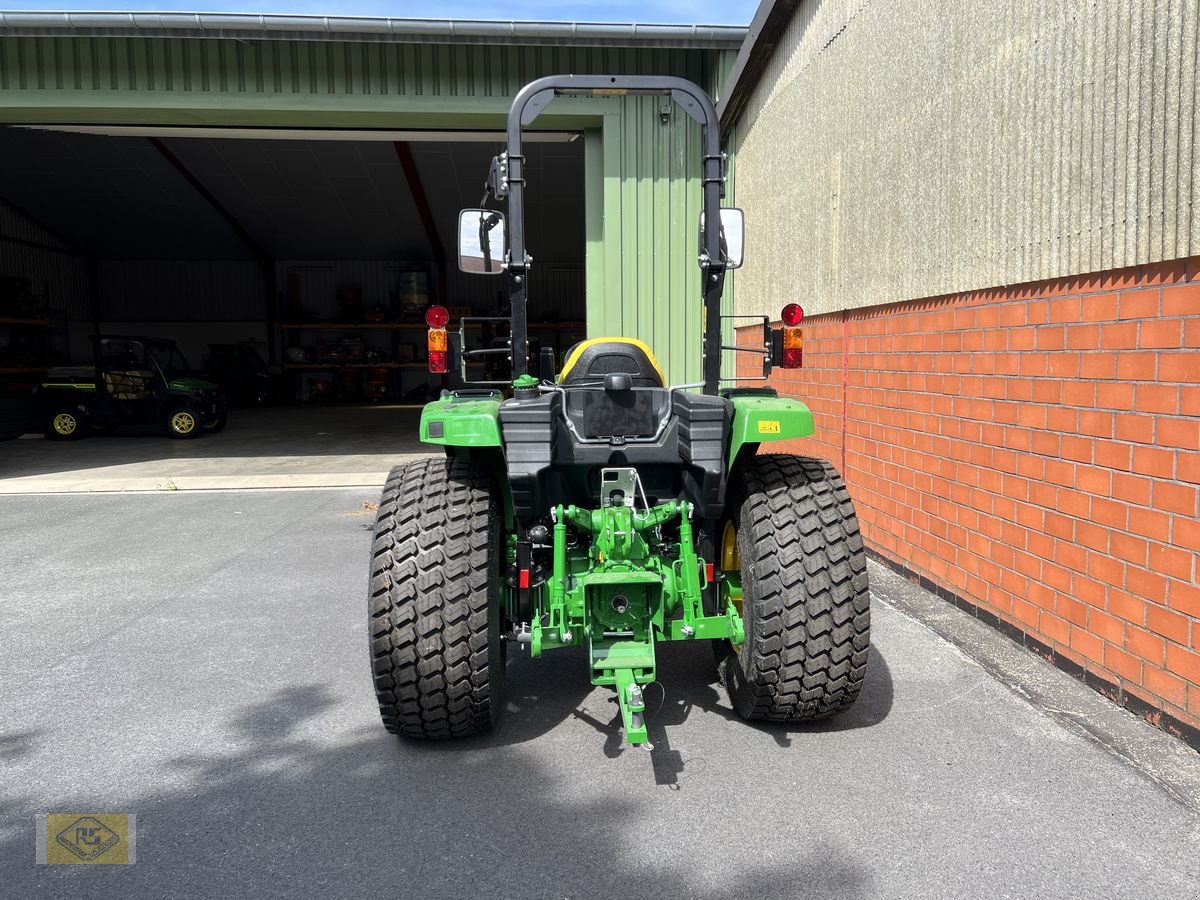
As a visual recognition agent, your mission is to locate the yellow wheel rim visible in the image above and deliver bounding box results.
[721,520,741,573]
[52,413,77,435]
[721,520,745,652]
[171,411,196,434]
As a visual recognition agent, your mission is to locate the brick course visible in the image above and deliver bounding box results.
[737,256,1200,741]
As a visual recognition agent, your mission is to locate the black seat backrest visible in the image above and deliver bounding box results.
[559,338,665,388]
[563,387,668,439]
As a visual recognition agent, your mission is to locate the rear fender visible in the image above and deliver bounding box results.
[420,393,514,527]
[727,393,815,469]
[420,394,503,447]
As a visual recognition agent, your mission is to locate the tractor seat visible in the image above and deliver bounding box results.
[558,338,665,389]
[556,338,667,439]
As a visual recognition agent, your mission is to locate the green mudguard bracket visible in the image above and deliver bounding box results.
[419,395,503,447]
[727,394,815,465]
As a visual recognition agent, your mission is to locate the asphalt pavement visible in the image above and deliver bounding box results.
[1,490,1197,899]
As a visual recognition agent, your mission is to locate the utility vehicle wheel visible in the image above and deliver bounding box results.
[719,454,870,721]
[47,410,88,441]
[202,413,228,434]
[368,457,505,739]
[164,406,202,439]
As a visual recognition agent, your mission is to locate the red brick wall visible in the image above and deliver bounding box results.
[737,257,1200,740]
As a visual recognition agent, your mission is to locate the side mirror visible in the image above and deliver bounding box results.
[458,208,507,274]
[698,207,745,269]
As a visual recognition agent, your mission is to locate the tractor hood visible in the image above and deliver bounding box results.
[169,376,220,393]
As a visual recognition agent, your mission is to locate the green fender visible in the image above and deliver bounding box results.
[419,394,503,446]
[727,393,815,466]
[419,392,513,526]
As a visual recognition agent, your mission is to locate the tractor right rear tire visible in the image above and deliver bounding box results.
[368,457,505,739]
[720,454,871,721]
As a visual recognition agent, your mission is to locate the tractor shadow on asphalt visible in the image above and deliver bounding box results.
[536,639,895,788]
[464,637,892,768]
[0,680,876,898]
[0,728,42,762]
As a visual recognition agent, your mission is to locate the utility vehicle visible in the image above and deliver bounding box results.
[203,343,286,407]
[368,75,870,747]
[38,335,227,439]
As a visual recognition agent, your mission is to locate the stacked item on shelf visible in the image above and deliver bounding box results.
[314,336,366,364]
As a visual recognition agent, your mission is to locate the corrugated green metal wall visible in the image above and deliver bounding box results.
[0,36,735,384]
[0,37,712,99]
[586,95,705,384]
[586,55,739,384]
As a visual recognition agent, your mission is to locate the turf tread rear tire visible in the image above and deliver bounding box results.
[722,454,870,721]
[368,457,503,739]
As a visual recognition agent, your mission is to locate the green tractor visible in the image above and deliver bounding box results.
[368,75,870,747]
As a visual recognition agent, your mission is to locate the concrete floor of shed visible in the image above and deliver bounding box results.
[0,404,428,493]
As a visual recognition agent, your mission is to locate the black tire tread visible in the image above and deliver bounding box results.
[723,454,871,721]
[368,457,500,739]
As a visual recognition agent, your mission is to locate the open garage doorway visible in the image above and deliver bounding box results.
[0,125,586,490]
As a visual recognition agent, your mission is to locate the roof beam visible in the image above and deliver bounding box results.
[393,141,447,305]
[717,0,800,132]
[147,136,272,263]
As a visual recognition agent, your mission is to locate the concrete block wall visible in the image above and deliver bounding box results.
[737,256,1200,744]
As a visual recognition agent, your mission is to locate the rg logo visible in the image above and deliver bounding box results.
[55,817,119,861]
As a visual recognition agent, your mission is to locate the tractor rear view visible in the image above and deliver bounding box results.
[368,75,870,747]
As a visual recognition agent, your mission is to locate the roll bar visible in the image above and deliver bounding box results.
[493,75,727,395]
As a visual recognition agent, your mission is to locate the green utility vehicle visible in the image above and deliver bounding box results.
[38,335,227,440]
[368,75,870,747]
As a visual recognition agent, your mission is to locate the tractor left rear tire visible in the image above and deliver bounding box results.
[368,457,505,739]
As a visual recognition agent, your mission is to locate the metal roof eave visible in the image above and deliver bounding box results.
[0,11,748,49]
[716,0,797,132]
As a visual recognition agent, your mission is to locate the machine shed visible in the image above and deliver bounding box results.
[0,12,743,415]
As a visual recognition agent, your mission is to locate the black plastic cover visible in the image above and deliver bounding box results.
[498,389,732,521]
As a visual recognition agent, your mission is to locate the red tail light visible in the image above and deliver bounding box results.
[425,305,450,328]
[779,323,803,369]
[781,303,804,326]
[427,326,448,374]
